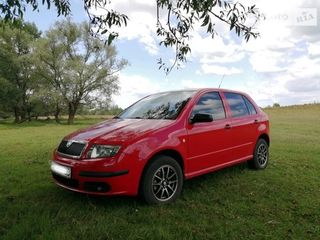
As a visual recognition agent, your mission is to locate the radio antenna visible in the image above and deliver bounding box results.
[218,74,225,88]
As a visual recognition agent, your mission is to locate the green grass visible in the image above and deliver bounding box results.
[0,105,319,239]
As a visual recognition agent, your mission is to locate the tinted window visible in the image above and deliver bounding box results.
[192,92,226,120]
[118,91,196,120]
[243,96,257,115]
[224,92,249,118]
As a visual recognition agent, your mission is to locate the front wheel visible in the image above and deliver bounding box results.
[141,156,183,204]
[248,138,269,169]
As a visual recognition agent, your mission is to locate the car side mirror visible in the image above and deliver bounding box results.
[190,113,213,124]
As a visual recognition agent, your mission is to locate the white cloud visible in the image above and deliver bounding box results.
[286,78,320,93]
[190,32,244,63]
[198,64,242,76]
[288,56,320,79]
[94,0,159,55]
[112,74,161,108]
[188,31,245,76]
[181,80,207,89]
[200,52,245,64]
[308,42,320,57]
[240,0,320,105]
[249,50,286,73]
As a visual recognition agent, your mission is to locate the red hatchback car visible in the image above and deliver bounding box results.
[51,88,269,204]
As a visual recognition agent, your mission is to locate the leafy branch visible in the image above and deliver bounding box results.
[0,0,264,74]
[83,0,128,45]
[155,0,264,74]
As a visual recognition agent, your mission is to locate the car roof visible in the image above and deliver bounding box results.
[153,88,247,95]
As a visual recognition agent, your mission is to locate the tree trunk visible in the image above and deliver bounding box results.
[14,107,20,123]
[67,102,78,124]
[21,89,28,122]
[20,106,26,122]
[68,113,75,124]
[54,103,61,124]
[27,105,32,122]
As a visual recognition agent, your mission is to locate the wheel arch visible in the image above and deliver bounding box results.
[258,133,270,146]
[143,149,184,174]
[138,149,185,194]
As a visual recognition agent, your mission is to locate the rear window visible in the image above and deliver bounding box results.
[243,96,257,115]
[224,92,249,118]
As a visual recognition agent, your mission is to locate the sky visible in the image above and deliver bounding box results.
[24,0,320,108]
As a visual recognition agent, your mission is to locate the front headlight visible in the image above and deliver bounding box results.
[86,145,121,159]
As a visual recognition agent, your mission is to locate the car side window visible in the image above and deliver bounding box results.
[243,96,257,115]
[224,92,249,118]
[192,92,226,120]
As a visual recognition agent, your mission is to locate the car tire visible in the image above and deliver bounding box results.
[141,155,183,204]
[248,138,269,170]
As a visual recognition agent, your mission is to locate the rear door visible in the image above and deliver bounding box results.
[223,92,259,160]
[186,91,233,174]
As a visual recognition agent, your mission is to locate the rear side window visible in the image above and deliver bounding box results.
[192,92,226,120]
[243,96,257,115]
[224,92,249,118]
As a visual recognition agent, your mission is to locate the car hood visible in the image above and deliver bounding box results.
[65,118,174,144]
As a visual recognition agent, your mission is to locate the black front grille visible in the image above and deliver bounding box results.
[57,140,86,158]
[52,173,79,189]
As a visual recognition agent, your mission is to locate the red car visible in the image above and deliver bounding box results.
[51,88,269,204]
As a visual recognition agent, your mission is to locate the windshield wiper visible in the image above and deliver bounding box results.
[134,116,154,119]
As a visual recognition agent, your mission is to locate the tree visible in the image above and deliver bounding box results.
[0,0,263,73]
[28,85,66,122]
[0,76,17,118]
[0,20,41,122]
[35,20,127,124]
[273,103,280,108]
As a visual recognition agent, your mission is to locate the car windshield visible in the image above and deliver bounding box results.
[118,91,196,120]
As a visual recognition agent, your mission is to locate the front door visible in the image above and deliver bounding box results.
[186,91,233,176]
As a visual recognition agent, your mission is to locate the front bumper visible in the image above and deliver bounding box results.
[51,152,140,196]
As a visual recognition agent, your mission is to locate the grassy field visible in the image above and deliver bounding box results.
[0,105,319,239]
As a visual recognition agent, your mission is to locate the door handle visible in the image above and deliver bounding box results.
[254,119,259,124]
[225,124,232,129]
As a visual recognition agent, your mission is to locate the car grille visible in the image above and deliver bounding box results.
[57,140,86,158]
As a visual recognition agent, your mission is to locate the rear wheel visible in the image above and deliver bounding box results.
[141,155,183,204]
[248,138,269,169]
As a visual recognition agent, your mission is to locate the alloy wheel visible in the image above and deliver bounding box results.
[257,144,268,166]
[152,165,178,202]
